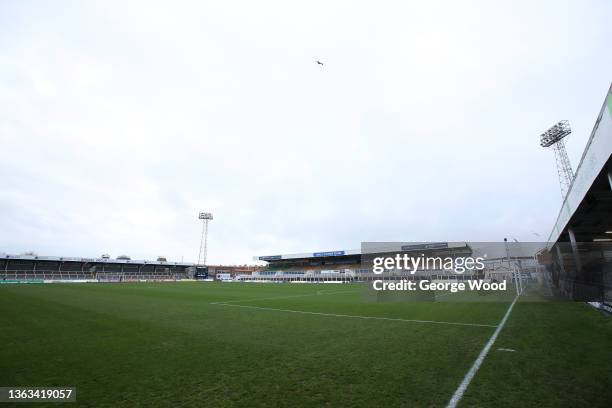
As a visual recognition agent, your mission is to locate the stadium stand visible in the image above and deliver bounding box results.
[0,254,207,283]
[253,243,498,283]
[543,83,612,310]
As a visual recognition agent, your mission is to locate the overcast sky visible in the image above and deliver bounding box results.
[1,0,611,264]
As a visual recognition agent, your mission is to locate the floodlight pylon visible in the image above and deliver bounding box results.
[540,120,574,198]
[197,212,213,265]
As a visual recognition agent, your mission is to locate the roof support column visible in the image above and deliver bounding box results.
[555,244,566,279]
[567,227,582,274]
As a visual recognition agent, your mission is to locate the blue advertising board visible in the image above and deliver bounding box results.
[313,251,345,257]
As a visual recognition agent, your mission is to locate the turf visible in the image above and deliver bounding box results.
[0,282,610,407]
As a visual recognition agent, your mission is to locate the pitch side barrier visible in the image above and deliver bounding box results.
[0,271,189,283]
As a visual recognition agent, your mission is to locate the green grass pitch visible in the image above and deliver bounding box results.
[1,282,611,407]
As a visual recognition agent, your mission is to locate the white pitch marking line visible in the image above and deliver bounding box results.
[446,294,519,408]
[212,303,498,328]
[209,289,360,305]
[497,348,516,352]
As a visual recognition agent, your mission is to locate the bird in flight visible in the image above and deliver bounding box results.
[315,60,324,66]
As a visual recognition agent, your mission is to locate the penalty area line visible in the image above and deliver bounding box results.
[211,303,498,328]
[446,294,520,408]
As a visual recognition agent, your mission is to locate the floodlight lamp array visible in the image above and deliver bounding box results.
[540,120,571,147]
